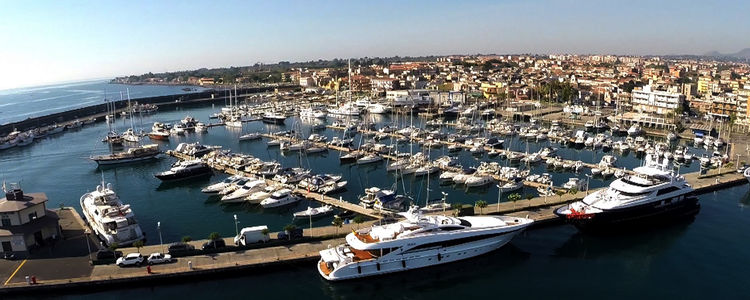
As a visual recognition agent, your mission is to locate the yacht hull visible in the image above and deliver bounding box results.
[319,230,522,281]
[155,166,213,181]
[93,153,160,165]
[555,196,700,231]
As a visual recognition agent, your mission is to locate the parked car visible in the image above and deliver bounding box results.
[146,253,172,265]
[201,239,226,250]
[116,253,144,267]
[167,242,195,256]
[277,228,304,240]
[95,249,123,260]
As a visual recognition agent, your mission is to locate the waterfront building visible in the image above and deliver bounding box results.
[0,184,61,254]
[631,85,685,115]
[198,77,215,86]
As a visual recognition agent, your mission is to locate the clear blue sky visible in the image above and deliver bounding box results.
[1,0,748,90]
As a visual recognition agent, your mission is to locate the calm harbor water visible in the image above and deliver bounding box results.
[1,100,749,299]
[0,80,205,125]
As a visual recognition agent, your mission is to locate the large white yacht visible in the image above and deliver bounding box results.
[554,154,698,231]
[80,181,144,246]
[317,206,533,281]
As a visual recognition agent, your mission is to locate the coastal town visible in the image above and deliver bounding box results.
[3,1,750,299]
[1,52,749,295]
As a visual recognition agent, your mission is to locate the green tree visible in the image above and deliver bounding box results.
[208,232,220,241]
[132,240,144,253]
[569,187,578,195]
[352,215,366,229]
[556,190,567,201]
[283,224,297,240]
[508,193,521,209]
[181,236,192,243]
[332,216,344,236]
[261,228,270,243]
[475,200,488,215]
[451,203,463,217]
[108,242,119,251]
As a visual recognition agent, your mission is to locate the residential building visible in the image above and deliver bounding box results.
[708,93,739,120]
[631,85,685,115]
[370,77,399,91]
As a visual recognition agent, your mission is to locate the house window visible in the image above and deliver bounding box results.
[1,215,10,227]
[28,211,37,221]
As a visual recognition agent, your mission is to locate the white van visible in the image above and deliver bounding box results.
[234,225,270,245]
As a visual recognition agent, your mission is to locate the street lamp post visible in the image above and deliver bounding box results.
[496,185,502,212]
[157,222,163,253]
[233,214,239,237]
[585,174,592,195]
[84,230,92,263]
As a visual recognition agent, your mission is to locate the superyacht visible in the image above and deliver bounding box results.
[554,154,698,230]
[318,206,533,280]
[80,181,144,246]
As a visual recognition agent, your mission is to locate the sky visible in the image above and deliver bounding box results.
[0,0,749,90]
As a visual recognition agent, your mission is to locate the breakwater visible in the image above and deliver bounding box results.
[0,85,299,135]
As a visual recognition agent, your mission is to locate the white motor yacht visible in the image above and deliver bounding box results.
[221,179,266,203]
[318,206,533,281]
[260,189,300,208]
[80,181,144,246]
[201,176,241,194]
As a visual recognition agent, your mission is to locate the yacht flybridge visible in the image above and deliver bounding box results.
[554,154,698,230]
[318,206,533,281]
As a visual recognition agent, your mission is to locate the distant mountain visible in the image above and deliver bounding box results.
[734,48,750,58]
[702,48,750,59]
[702,50,722,57]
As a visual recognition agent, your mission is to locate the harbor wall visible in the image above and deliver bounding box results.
[0,85,300,135]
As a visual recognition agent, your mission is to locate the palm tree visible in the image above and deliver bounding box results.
[108,242,119,252]
[569,187,578,195]
[332,216,344,236]
[475,200,488,215]
[352,215,366,229]
[556,190,567,201]
[261,228,270,243]
[525,194,534,208]
[283,224,297,241]
[208,232,220,241]
[132,240,144,254]
[181,236,192,243]
[508,193,521,209]
[451,203,463,217]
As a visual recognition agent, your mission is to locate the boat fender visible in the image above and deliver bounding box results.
[357,265,361,274]
[402,260,406,268]
[437,253,442,261]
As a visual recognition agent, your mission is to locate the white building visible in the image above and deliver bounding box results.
[631,85,685,115]
[0,185,61,254]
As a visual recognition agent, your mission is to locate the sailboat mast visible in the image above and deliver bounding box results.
[127,88,134,132]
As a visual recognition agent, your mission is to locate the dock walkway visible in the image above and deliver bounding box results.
[166,150,383,219]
